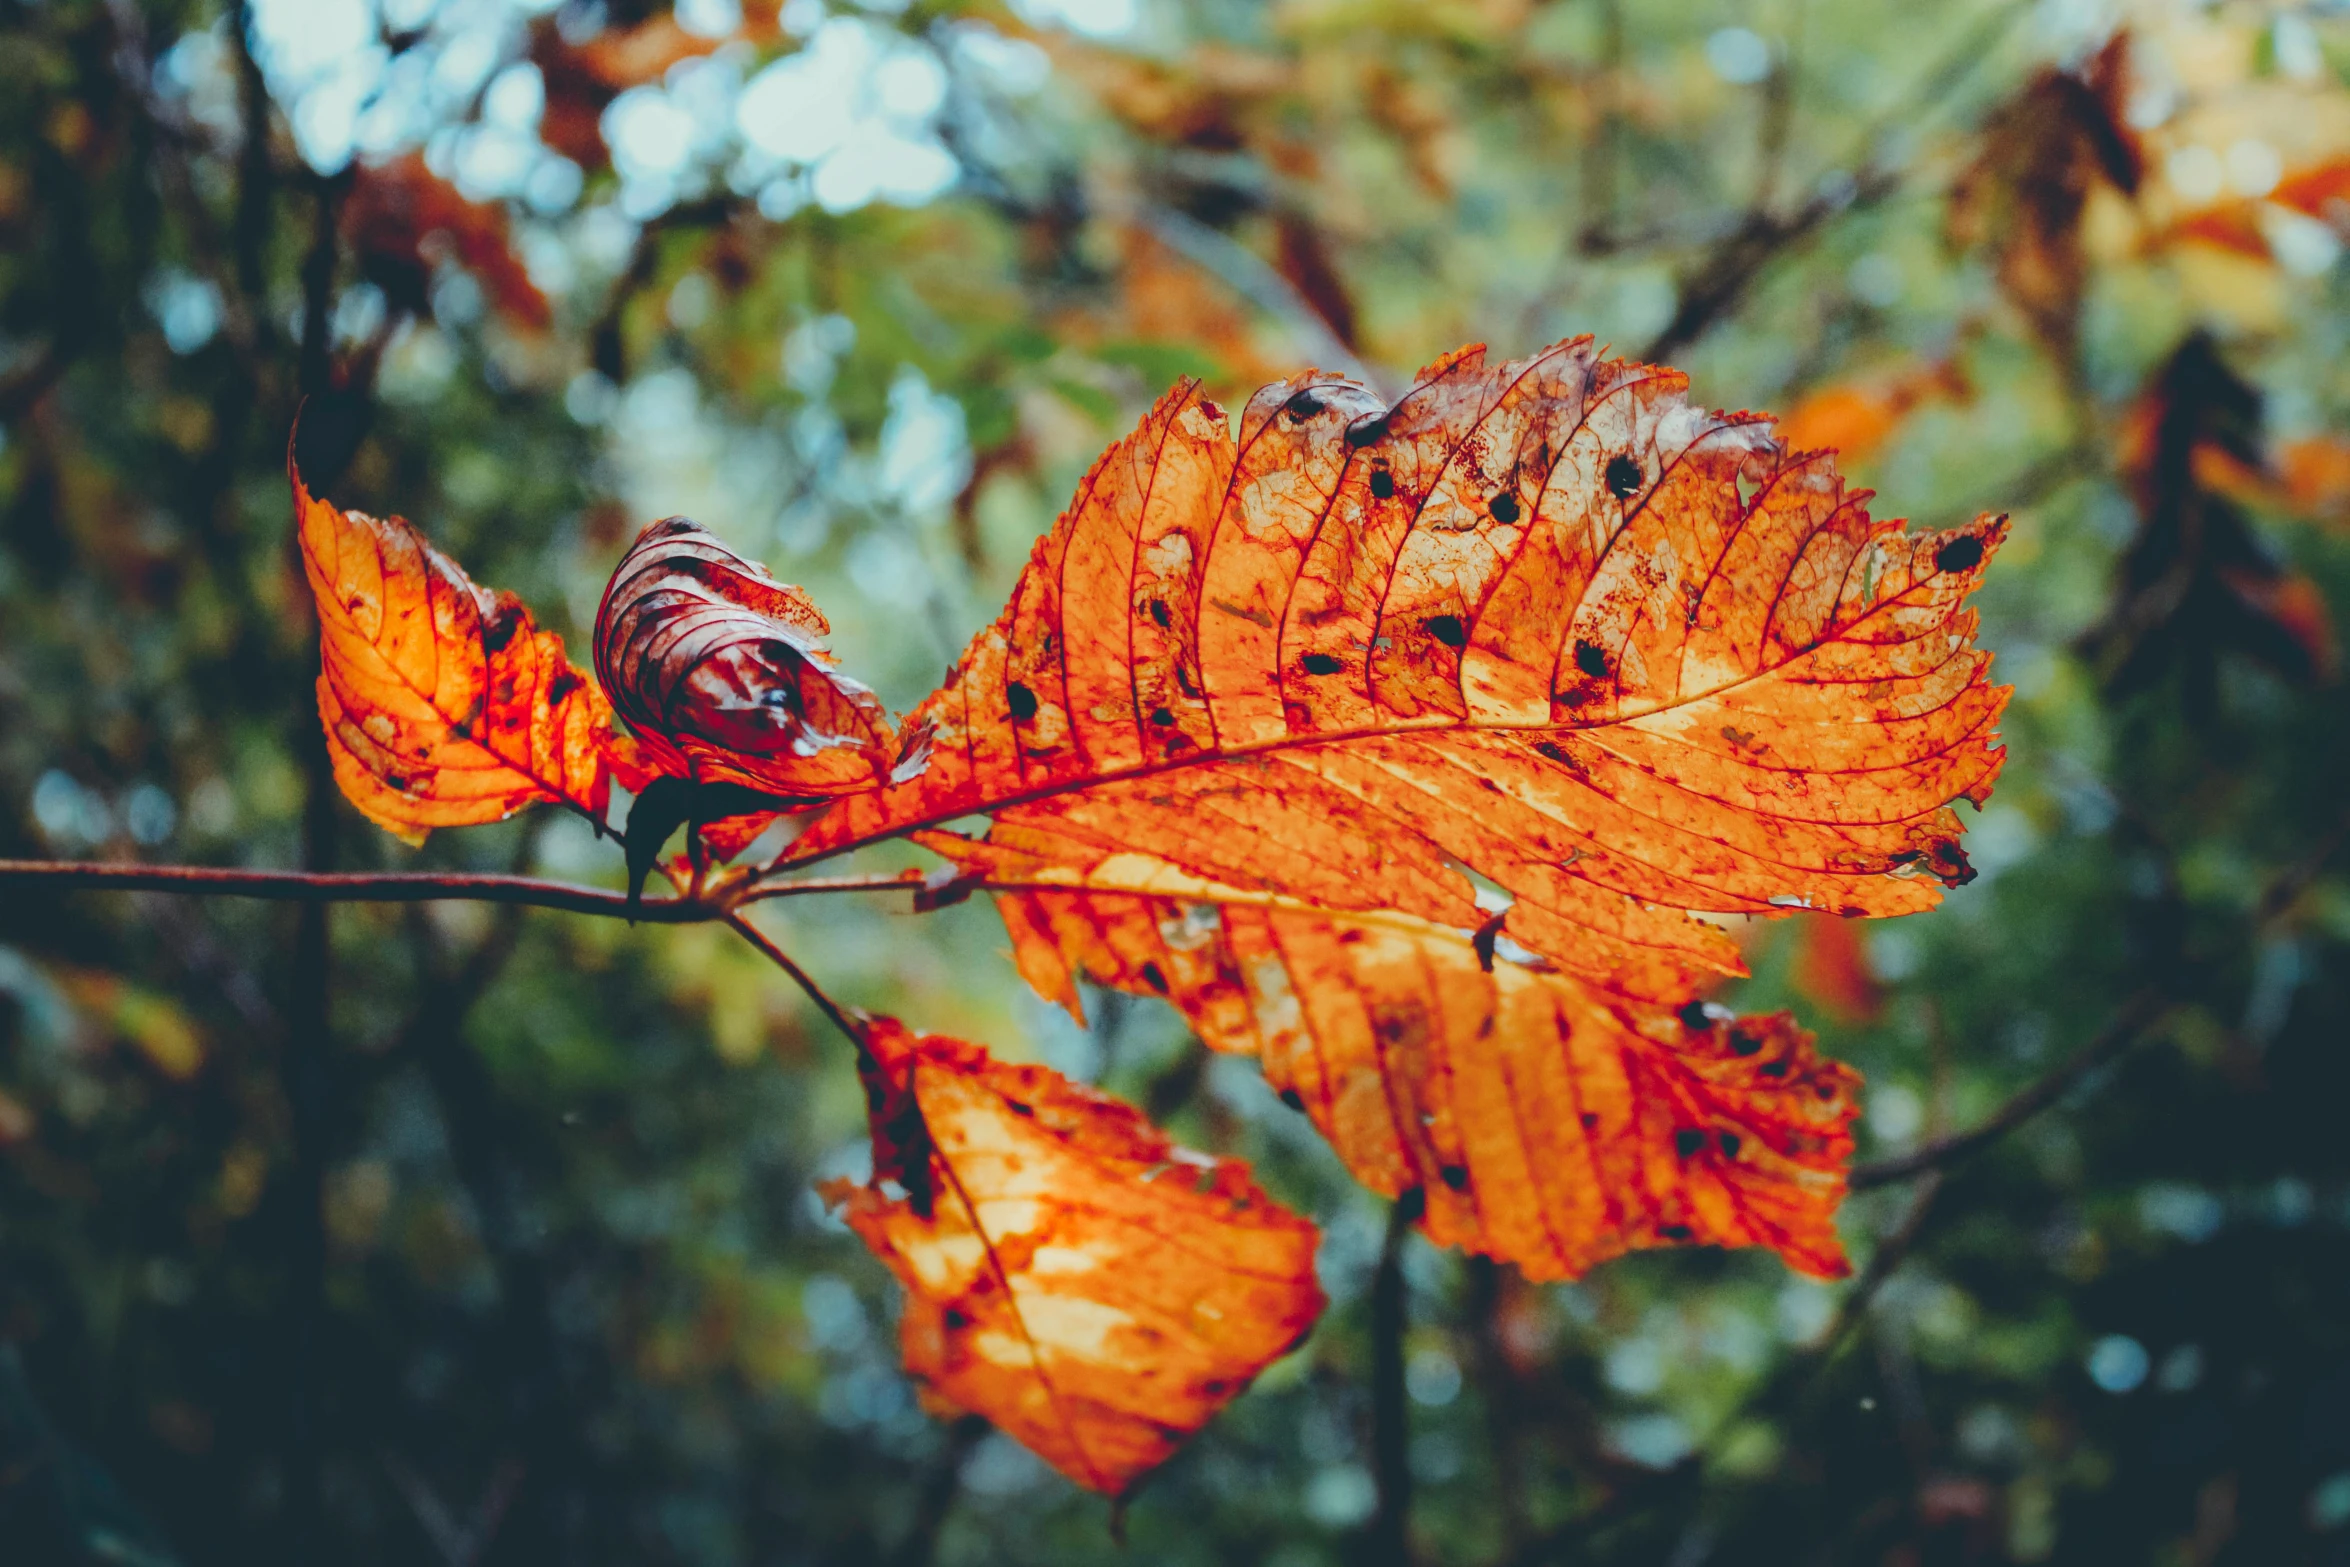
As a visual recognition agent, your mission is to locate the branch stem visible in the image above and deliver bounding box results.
[1849,989,2172,1189]
[723,910,866,1046]
[0,860,918,922]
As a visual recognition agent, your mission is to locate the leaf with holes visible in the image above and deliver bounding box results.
[938,835,1857,1281]
[825,1017,1325,1496]
[293,452,648,846]
[779,336,2010,1004]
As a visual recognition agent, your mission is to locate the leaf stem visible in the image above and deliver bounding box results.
[721,909,866,1045]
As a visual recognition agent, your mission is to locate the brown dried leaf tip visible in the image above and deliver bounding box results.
[827,1017,1326,1496]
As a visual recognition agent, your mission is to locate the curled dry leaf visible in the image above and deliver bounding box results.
[592,518,918,841]
[943,835,1857,1280]
[785,336,2009,1004]
[293,453,647,845]
[826,1017,1324,1496]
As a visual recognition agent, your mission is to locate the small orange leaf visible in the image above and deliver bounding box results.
[827,1017,1325,1495]
[1777,359,1968,466]
[972,870,1859,1282]
[785,337,2009,1004]
[293,453,640,843]
[2279,436,2350,517]
[591,519,921,850]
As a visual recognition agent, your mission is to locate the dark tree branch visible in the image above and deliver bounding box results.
[1366,1196,1416,1567]
[1849,990,2173,1189]
[888,1416,988,1567]
[1639,1,2026,361]
[1464,1258,1529,1558]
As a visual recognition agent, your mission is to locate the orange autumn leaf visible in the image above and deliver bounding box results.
[293,453,646,844]
[826,1017,1324,1496]
[970,874,1858,1281]
[591,517,916,810]
[782,337,2010,1004]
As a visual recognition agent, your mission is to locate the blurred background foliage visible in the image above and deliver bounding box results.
[7,0,2350,1562]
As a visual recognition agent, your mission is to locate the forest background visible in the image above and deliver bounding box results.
[6,0,2350,1564]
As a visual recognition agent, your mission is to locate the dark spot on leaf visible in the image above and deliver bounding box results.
[1174,666,1200,698]
[1345,412,1390,447]
[1150,706,1175,727]
[865,1082,886,1111]
[1440,1163,1469,1190]
[1283,388,1324,421]
[1575,639,1610,679]
[1369,469,1396,500]
[1678,1000,1712,1032]
[1278,1088,1305,1112]
[483,602,524,654]
[1935,535,1984,574]
[1489,491,1520,524]
[1472,910,1506,973]
[548,669,584,706]
[1425,614,1466,648]
[1150,598,1171,628]
[1580,1112,1598,1129]
[1729,1029,1762,1056]
[1605,454,1643,499]
[1718,1131,1742,1158]
[1675,1129,1706,1159]
[1534,740,1572,765]
[1395,1187,1427,1222]
[1007,681,1038,721]
[1140,961,1169,994]
[1760,1058,1789,1078]
[1302,652,1345,675]
[1006,1100,1033,1117]
[945,1308,971,1329]
[1201,1379,1229,1396]
[1659,1223,1693,1242]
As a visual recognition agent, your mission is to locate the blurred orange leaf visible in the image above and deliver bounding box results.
[963,874,1858,1281]
[784,337,2009,1004]
[293,452,646,845]
[1777,359,1969,466]
[343,154,550,332]
[1949,35,2139,357]
[826,1017,1324,1496]
[1790,913,1886,1025]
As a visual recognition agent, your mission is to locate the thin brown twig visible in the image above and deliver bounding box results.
[1849,989,2173,1189]
[0,859,927,919]
[722,910,865,1045]
[0,861,725,921]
